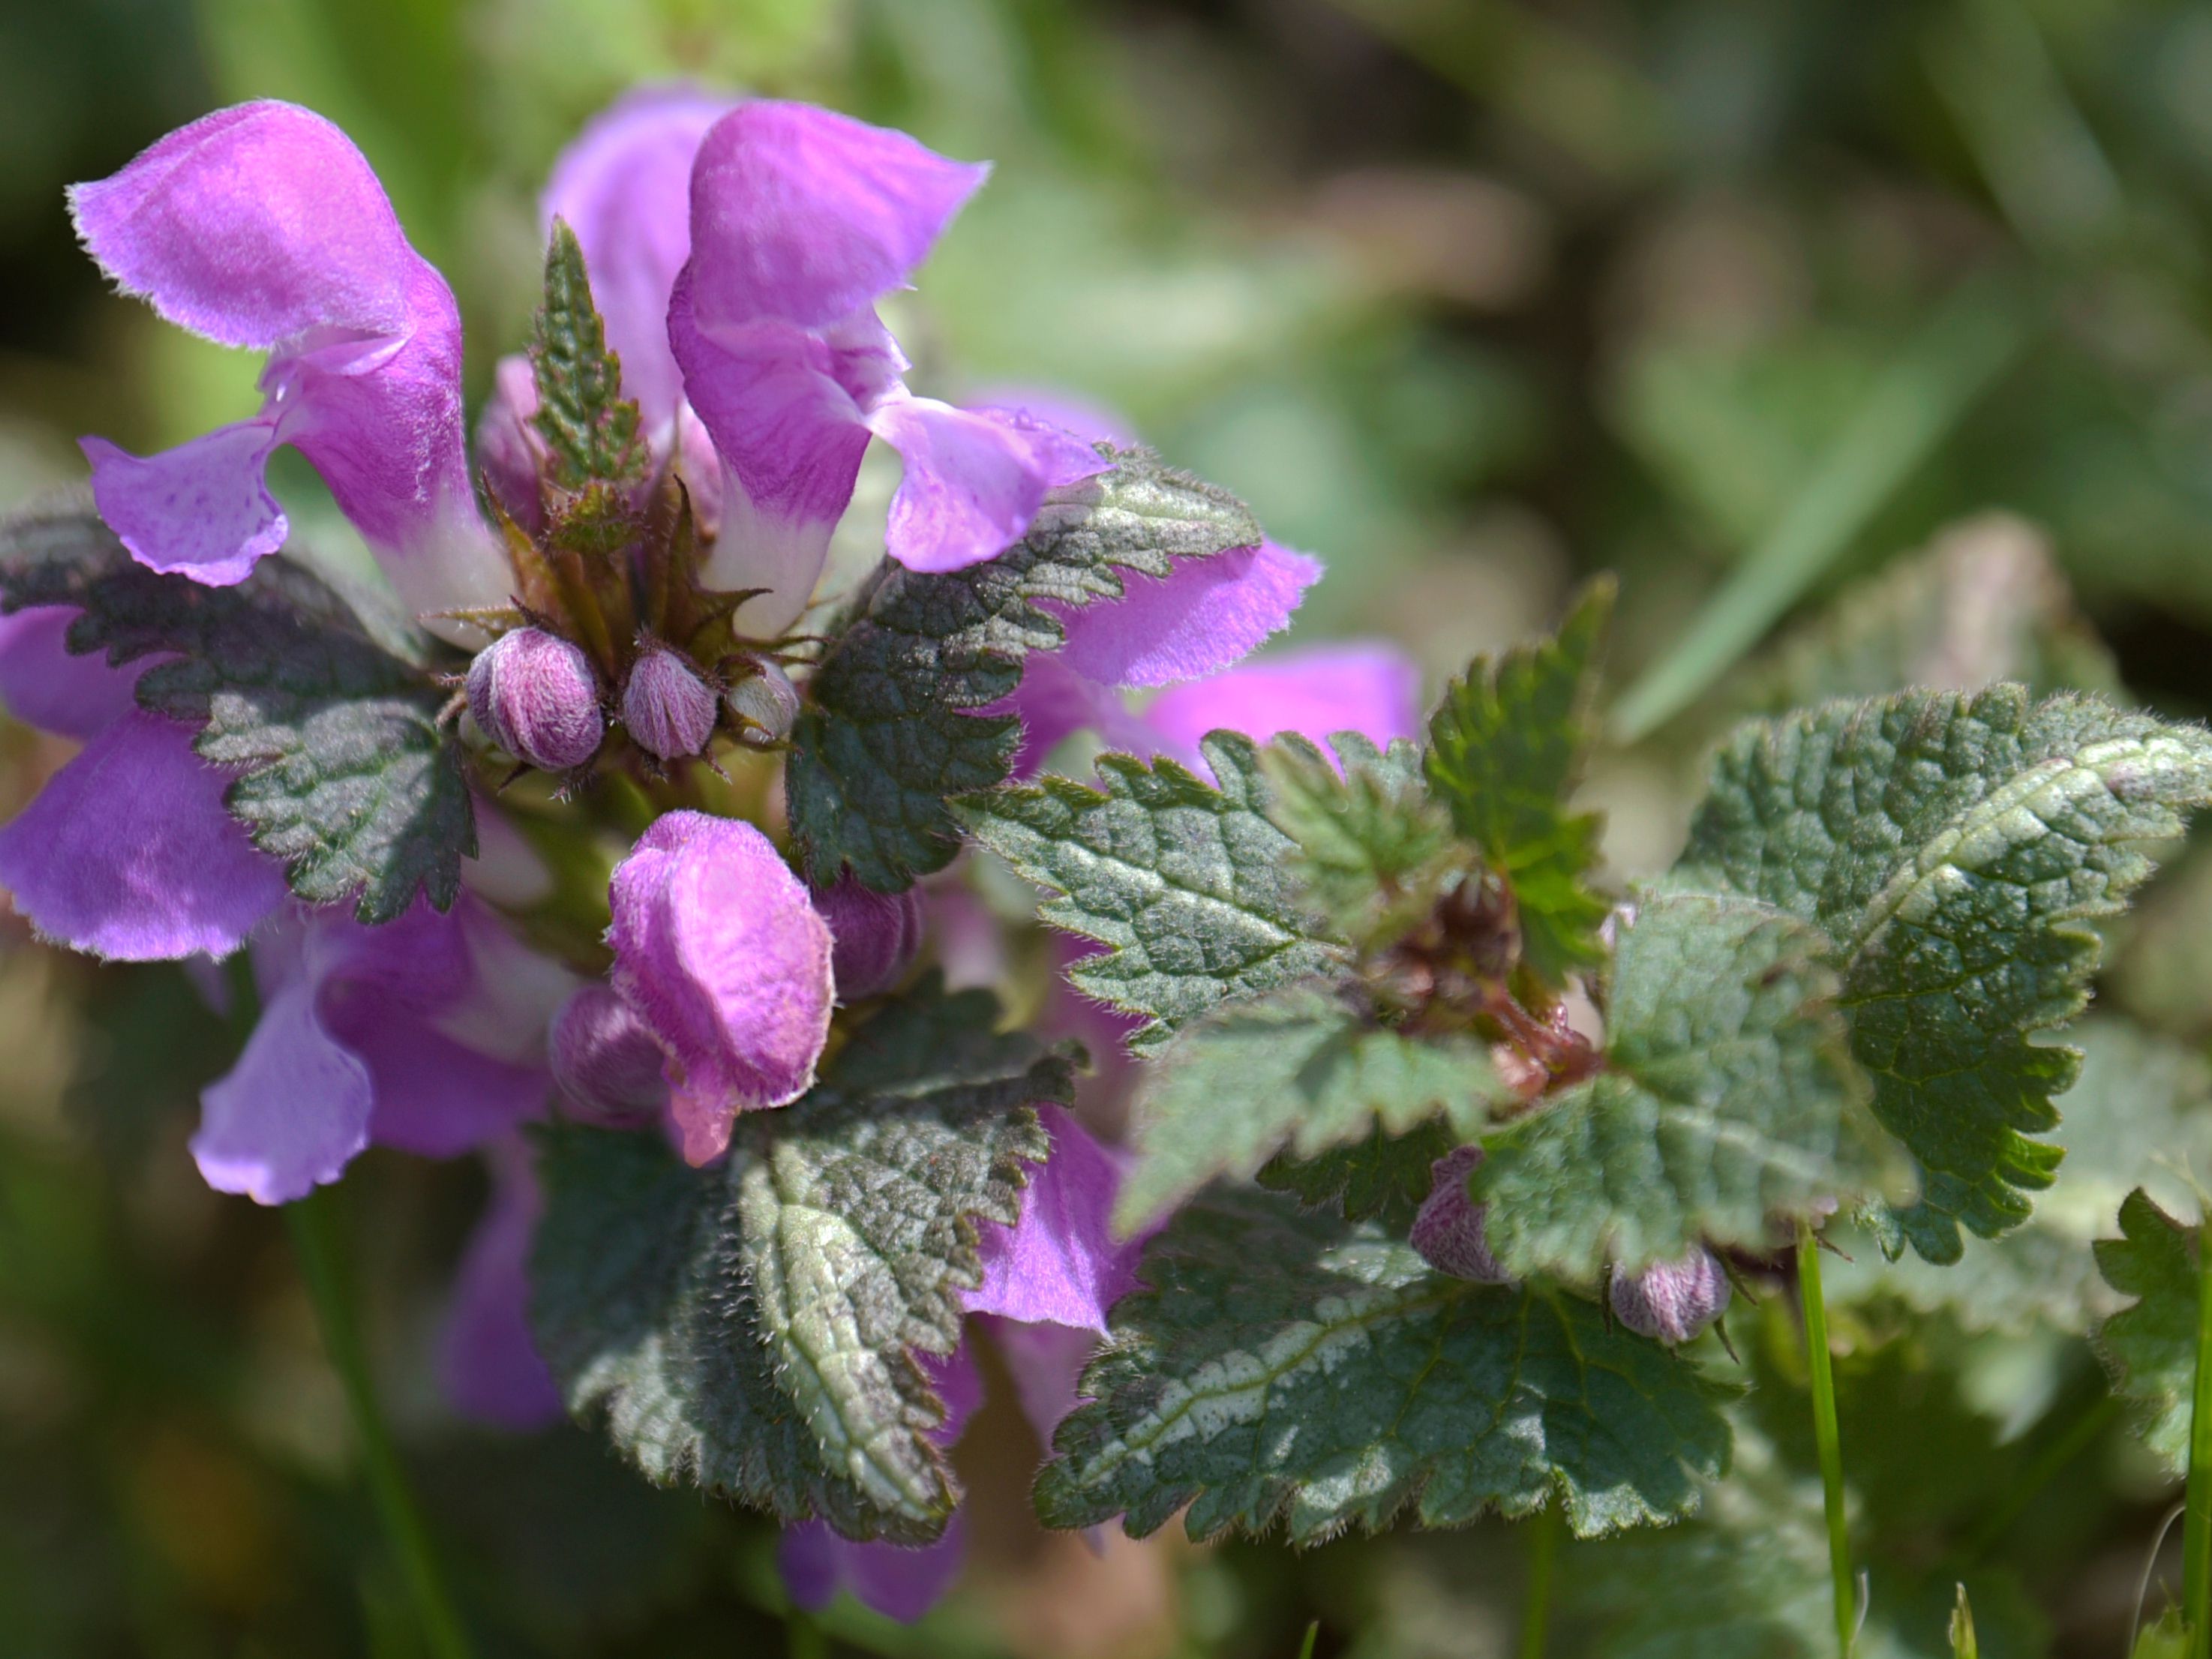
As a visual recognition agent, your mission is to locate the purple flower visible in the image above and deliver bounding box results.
[1409,1144,1514,1286]
[1609,1249,1732,1346]
[812,874,926,1001]
[439,1136,564,1430]
[604,812,834,1164]
[69,102,509,626]
[0,605,286,960]
[670,103,1105,634]
[466,627,605,772]
[620,644,718,762]
[192,895,571,1203]
[548,982,670,1124]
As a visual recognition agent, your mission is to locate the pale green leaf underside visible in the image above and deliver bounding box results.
[1036,1188,1733,1544]
[2092,1187,2201,1475]
[1675,685,2212,1262]
[1257,733,1457,945]
[1476,890,1886,1279]
[958,733,1345,1054]
[789,448,1263,892]
[1116,982,1511,1233]
[531,982,1066,1540]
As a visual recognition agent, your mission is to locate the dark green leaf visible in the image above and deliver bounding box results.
[1676,686,2212,1261]
[789,448,1263,891]
[530,981,1067,1539]
[1117,981,1510,1232]
[956,733,1344,1054]
[2093,1187,2202,1476]
[1475,890,1889,1279]
[0,500,471,920]
[1259,1116,1460,1228]
[531,218,644,492]
[1424,580,1613,983]
[1035,1186,1733,1542]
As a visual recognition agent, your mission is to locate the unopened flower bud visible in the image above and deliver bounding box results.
[725,657,800,748]
[1409,1144,1514,1285]
[1609,1249,1731,1346]
[622,645,717,760]
[812,874,925,1000]
[549,983,668,1124]
[466,627,604,771]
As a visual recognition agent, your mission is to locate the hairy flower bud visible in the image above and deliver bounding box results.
[812,874,925,1000]
[1409,1144,1514,1285]
[725,657,800,748]
[549,982,668,1124]
[621,645,718,761]
[1609,1249,1731,1346]
[465,627,604,771]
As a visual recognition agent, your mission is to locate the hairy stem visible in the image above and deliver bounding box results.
[287,1188,473,1659]
[2185,1212,2212,1658]
[1518,1502,1562,1659]
[1798,1222,1853,1658]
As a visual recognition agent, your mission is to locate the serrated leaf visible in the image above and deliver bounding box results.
[530,981,1067,1540]
[1826,1018,2212,1336]
[0,500,471,920]
[1746,512,2120,714]
[531,218,644,492]
[788,448,1263,892]
[1258,732,1460,947]
[1424,580,1613,984]
[1036,1186,1732,1543]
[1675,686,2212,1262]
[1115,982,1512,1233]
[957,733,1344,1054]
[1475,890,1887,1279]
[2093,1188,2205,1475]
[1259,1117,1460,1228]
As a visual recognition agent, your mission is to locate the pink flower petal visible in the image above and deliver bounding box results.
[686,101,988,334]
[81,422,285,586]
[439,1138,564,1429]
[0,604,144,740]
[871,398,1106,574]
[1139,642,1424,774]
[0,708,287,959]
[965,1106,1141,1334]
[779,1515,968,1622]
[193,968,372,1204]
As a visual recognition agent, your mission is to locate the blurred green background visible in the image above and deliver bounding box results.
[10,0,2212,1654]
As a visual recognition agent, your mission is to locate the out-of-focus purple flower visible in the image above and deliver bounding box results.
[605,812,833,1164]
[620,644,718,761]
[191,896,571,1203]
[69,102,508,626]
[439,1136,564,1430]
[812,874,925,1001]
[466,627,605,771]
[548,982,670,1124]
[1142,644,1424,774]
[0,605,287,960]
[1610,1249,1732,1346]
[671,103,1105,634]
[1409,1144,1514,1286]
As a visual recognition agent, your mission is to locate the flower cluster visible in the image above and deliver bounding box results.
[2,82,1431,1623]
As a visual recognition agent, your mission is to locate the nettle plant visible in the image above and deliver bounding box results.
[15,84,2212,1656]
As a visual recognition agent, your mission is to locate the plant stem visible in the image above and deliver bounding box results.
[1798,1221,1854,1659]
[2183,1212,2212,1659]
[1518,1504,1562,1659]
[287,1186,473,1659]
[1296,1621,1320,1659]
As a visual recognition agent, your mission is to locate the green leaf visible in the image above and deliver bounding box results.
[530,218,644,492]
[1258,1116,1460,1228]
[1257,732,1460,948]
[788,448,1263,892]
[1825,1018,2212,1336]
[1035,1186,1733,1543]
[956,733,1344,1054]
[1675,685,2212,1262]
[1745,512,2120,714]
[530,981,1068,1539]
[2093,1187,2204,1476]
[1115,982,1512,1233]
[0,500,472,920]
[1424,580,1613,984]
[1475,890,1887,1279]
